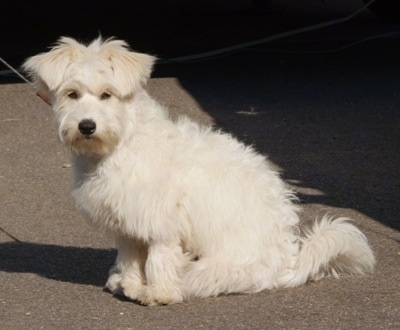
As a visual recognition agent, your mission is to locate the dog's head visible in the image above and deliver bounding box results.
[22,36,156,157]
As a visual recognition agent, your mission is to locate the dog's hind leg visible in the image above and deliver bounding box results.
[106,236,147,299]
[134,241,191,306]
[182,257,276,299]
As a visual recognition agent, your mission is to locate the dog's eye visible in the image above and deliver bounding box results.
[67,91,79,99]
[100,91,112,100]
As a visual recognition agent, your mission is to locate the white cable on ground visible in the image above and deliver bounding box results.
[0,57,32,83]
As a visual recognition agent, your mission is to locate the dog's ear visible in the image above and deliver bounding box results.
[98,39,156,96]
[22,37,85,103]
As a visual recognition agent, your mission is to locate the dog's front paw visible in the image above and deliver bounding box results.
[120,276,145,301]
[105,272,123,295]
[136,285,184,306]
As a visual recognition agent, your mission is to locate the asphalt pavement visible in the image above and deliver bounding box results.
[1,1,399,329]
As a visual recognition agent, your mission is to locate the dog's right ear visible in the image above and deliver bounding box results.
[22,37,84,104]
[22,54,53,105]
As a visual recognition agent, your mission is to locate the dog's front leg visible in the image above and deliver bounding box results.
[136,241,188,306]
[106,236,147,299]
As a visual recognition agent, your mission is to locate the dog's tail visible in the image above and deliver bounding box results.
[279,216,375,287]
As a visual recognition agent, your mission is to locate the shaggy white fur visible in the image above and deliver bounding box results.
[23,37,375,306]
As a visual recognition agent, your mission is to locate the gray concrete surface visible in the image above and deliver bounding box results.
[1,1,400,329]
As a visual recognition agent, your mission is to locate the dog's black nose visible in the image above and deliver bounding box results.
[78,119,96,136]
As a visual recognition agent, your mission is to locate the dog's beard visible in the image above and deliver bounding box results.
[60,128,120,157]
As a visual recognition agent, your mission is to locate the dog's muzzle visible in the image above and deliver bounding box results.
[78,119,96,136]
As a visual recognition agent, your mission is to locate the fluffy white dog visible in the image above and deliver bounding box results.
[23,37,375,306]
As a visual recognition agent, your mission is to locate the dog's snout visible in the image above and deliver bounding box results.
[78,119,96,136]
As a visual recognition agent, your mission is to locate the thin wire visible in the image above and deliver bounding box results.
[160,0,378,63]
[264,31,400,55]
[0,226,22,243]
[184,31,400,62]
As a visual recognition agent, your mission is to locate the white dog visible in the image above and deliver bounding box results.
[23,37,375,306]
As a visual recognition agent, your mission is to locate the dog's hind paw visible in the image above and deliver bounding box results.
[135,285,184,306]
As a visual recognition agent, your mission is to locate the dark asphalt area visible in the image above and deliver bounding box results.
[1,1,399,329]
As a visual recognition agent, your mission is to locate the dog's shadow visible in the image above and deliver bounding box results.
[0,240,116,286]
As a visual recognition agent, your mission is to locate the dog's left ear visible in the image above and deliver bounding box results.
[100,39,156,96]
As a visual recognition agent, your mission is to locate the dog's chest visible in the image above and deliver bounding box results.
[72,160,140,232]
[71,157,181,241]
